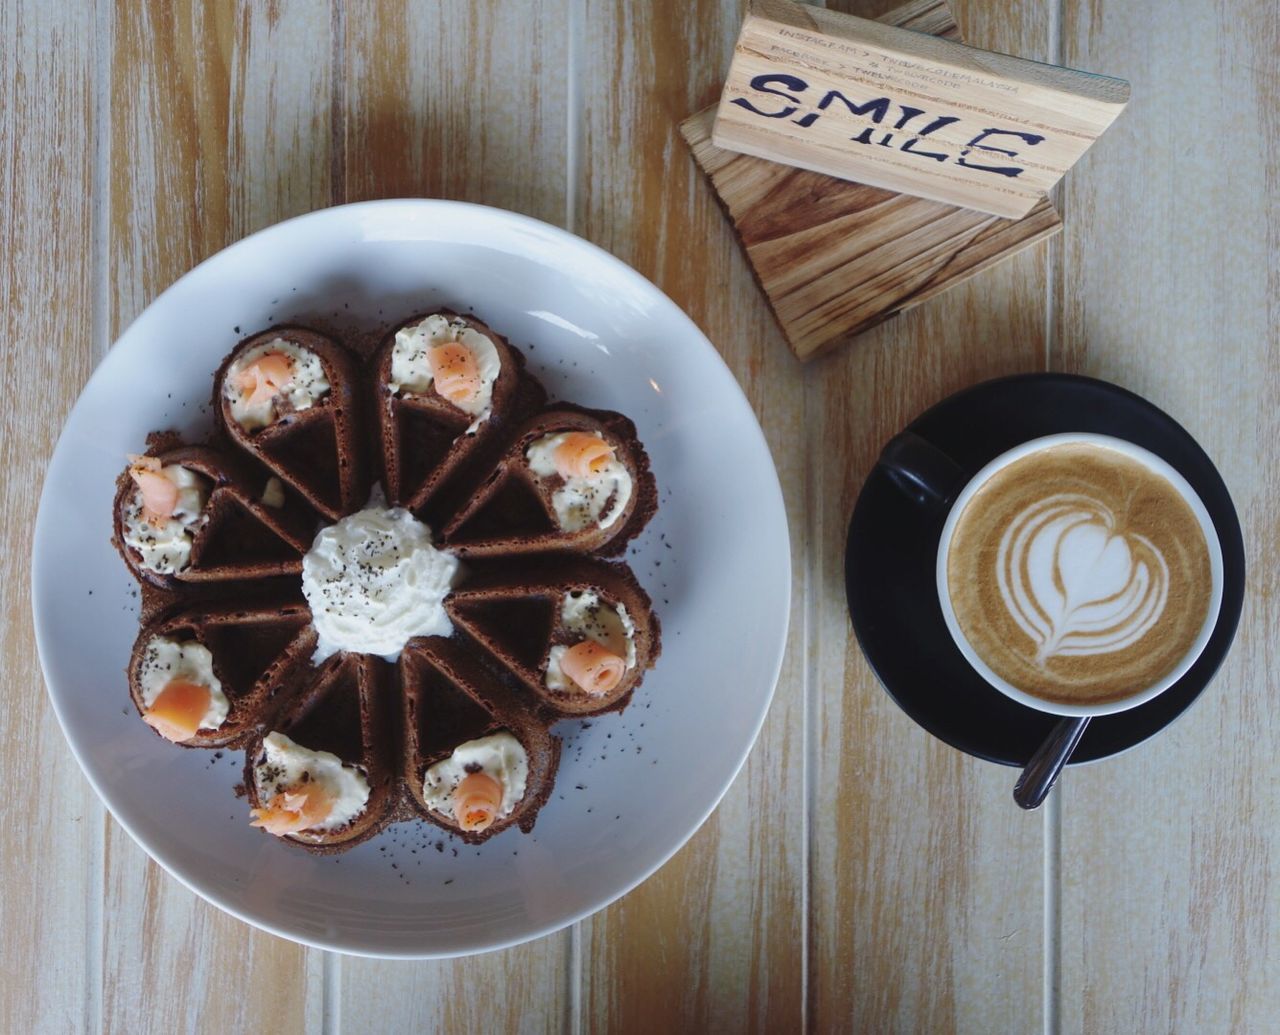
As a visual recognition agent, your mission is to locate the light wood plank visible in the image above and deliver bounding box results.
[807,310,1049,1033]
[340,946,568,1035]
[338,3,572,1029]
[102,2,334,1029]
[806,0,1053,1030]
[339,0,568,224]
[577,2,806,1031]
[1055,0,1280,1029]
[0,2,100,1032]
[102,838,321,1034]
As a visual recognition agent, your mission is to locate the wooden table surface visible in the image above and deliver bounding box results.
[4,0,1276,1031]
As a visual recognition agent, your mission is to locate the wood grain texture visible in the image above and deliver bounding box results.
[0,3,99,1033]
[1054,0,1280,1029]
[575,1,806,1031]
[805,0,1054,1030]
[680,0,1062,363]
[338,4,572,1030]
[340,0,568,223]
[340,948,568,1035]
[102,2,334,1030]
[102,840,323,1035]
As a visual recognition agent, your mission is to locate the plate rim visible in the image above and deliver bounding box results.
[31,197,792,958]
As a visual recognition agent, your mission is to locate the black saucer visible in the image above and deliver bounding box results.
[844,374,1246,767]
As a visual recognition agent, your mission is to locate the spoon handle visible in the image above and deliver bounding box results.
[1014,716,1090,810]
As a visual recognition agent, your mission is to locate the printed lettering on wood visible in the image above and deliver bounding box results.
[712,0,1130,218]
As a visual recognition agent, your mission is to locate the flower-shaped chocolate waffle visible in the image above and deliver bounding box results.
[113,311,660,850]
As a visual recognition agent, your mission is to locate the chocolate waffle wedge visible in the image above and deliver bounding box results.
[215,326,365,521]
[446,557,661,717]
[114,445,317,590]
[128,600,315,748]
[400,637,560,843]
[441,404,656,558]
[244,652,397,853]
[374,310,543,513]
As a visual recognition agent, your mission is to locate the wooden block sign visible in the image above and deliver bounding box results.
[712,0,1130,218]
[682,0,1063,362]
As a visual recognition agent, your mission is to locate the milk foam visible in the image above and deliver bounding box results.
[941,438,1217,710]
[995,493,1169,666]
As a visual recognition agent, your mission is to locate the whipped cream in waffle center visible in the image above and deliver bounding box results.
[302,489,461,662]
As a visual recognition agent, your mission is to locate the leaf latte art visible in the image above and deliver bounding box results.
[995,494,1168,666]
[944,442,1214,708]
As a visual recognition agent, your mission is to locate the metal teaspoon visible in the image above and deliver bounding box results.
[1013,716,1090,809]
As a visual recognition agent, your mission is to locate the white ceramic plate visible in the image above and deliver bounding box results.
[32,200,790,958]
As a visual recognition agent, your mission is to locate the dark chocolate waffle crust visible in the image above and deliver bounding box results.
[115,310,661,851]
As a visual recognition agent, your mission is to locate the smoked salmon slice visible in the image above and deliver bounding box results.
[142,679,212,742]
[453,771,504,832]
[250,782,334,836]
[127,454,179,525]
[235,351,295,407]
[560,640,626,696]
[552,432,615,479]
[428,342,482,407]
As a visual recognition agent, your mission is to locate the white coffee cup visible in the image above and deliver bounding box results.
[934,433,1224,718]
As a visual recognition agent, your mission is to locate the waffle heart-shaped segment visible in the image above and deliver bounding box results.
[215,326,365,521]
[400,637,560,843]
[445,557,661,717]
[374,310,545,515]
[113,444,317,590]
[442,404,656,558]
[128,601,316,749]
[244,652,397,853]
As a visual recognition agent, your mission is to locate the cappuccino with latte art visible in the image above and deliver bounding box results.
[941,439,1217,710]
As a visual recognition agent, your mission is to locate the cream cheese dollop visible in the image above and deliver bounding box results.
[421,732,529,823]
[301,490,461,662]
[138,636,229,730]
[121,465,209,574]
[525,432,633,532]
[388,314,501,433]
[254,732,370,833]
[545,590,637,692]
[225,338,330,431]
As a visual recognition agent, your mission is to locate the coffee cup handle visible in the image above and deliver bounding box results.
[877,432,965,508]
